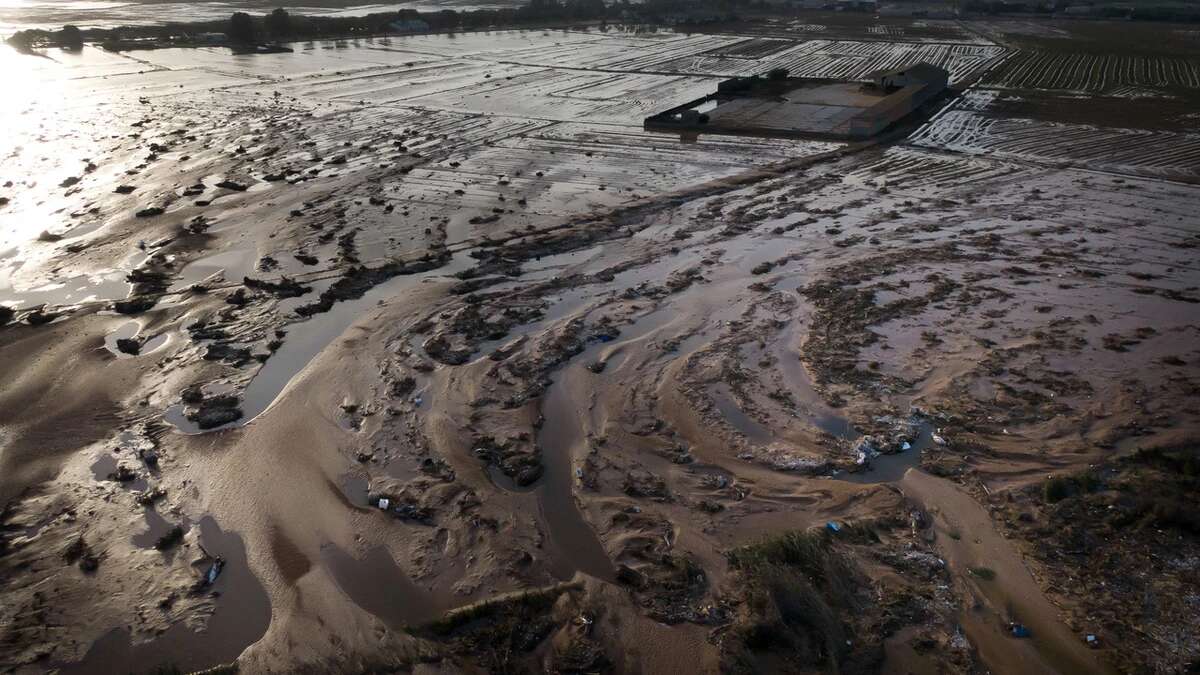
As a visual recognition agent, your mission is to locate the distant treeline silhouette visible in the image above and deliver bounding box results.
[7,0,1199,52]
[5,0,758,52]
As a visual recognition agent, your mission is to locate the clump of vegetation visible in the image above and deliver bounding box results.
[227,12,256,45]
[1114,447,1200,534]
[265,8,291,41]
[1042,469,1101,503]
[58,25,83,50]
[416,583,581,673]
[723,529,872,673]
[968,566,996,581]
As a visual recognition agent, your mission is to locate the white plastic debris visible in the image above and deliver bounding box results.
[378,498,390,510]
[901,441,912,451]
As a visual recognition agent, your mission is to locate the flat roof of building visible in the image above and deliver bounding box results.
[703,81,890,135]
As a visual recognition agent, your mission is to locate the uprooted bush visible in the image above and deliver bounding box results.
[722,529,879,674]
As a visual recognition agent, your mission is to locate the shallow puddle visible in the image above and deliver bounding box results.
[131,509,174,548]
[709,383,772,444]
[0,266,130,309]
[320,544,440,628]
[167,247,258,292]
[103,320,169,358]
[62,517,271,674]
[88,453,148,491]
[339,474,370,508]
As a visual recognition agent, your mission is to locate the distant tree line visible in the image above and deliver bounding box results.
[8,0,1200,52]
[5,0,758,52]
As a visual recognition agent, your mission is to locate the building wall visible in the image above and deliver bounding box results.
[848,82,941,137]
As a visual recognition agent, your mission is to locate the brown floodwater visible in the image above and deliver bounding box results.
[61,517,271,674]
[320,544,443,628]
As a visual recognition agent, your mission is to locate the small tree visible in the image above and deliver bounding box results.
[227,12,257,45]
[265,8,291,41]
[7,29,39,53]
[58,25,84,50]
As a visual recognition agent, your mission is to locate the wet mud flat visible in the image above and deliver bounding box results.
[1,25,1199,675]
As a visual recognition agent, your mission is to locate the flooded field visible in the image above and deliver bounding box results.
[1,16,1199,675]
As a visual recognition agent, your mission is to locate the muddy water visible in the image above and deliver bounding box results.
[63,517,271,674]
[103,320,169,358]
[167,247,258,292]
[0,266,130,309]
[507,238,831,581]
[709,383,771,444]
[89,452,148,491]
[524,294,720,583]
[130,509,180,549]
[537,369,617,583]
[900,470,1116,675]
[773,320,857,439]
[836,420,933,485]
[320,544,443,628]
[166,250,474,434]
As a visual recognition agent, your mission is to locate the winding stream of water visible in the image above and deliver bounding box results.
[165,251,473,434]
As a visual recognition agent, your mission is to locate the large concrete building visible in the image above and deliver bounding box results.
[645,62,950,141]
